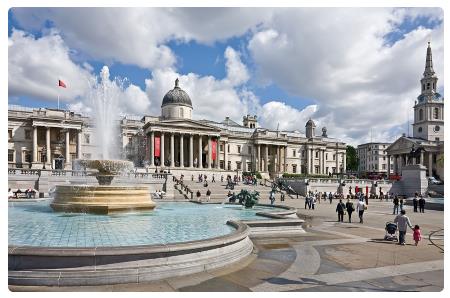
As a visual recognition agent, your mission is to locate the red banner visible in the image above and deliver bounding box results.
[211,139,217,160]
[154,137,161,157]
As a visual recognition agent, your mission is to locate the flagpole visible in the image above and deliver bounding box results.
[58,93,60,110]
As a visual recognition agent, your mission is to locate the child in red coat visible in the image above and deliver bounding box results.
[413,225,422,246]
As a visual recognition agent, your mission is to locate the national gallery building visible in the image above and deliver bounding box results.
[8,79,347,177]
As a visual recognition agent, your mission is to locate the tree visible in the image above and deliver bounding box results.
[346,145,359,172]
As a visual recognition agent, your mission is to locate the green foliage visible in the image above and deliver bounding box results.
[236,189,260,208]
[346,145,359,171]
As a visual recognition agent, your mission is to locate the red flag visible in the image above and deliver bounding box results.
[154,137,161,157]
[211,139,217,160]
[58,80,67,88]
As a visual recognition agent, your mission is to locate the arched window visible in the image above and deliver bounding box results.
[419,109,423,121]
[434,108,439,119]
[427,83,430,90]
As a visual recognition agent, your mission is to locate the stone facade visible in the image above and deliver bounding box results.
[357,142,393,176]
[8,81,347,176]
[386,43,444,180]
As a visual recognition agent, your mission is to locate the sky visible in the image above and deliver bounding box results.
[7,7,444,146]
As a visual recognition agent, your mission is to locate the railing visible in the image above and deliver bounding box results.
[174,176,193,200]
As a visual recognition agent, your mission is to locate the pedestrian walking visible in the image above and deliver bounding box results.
[311,196,316,210]
[196,190,201,202]
[212,175,215,183]
[336,199,346,222]
[413,194,418,212]
[394,210,413,245]
[270,191,275,205]
[413,225,422,246]
[206,189,211,202]
[393,196,399,214]
[419,196,425,213]
[328,192,333,204]
[304,196,309,209]
[356,199,366,223]
[345,198,355,223]
[281,192,285,202]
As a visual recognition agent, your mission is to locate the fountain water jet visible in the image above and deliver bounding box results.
[50,66,155,214]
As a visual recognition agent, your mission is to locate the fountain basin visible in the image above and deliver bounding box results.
[50,185,156,214]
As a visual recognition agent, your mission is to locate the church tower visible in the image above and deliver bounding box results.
[412,42,444,142]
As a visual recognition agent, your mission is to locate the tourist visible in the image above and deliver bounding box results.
[191,174,194,182]
[304,196,309,209]
[413,225,422,246]
[393,196,399,214]
[281,192,285,202]
[419,196,426,213]
[394,210,413,245]
[25,187,34,199]
[400,198,404,211]
[212,174,215,183]
[206,189,211,202]
[364,195,369,205]
[8,188,14,199]
[336,199,345,222]
[413,194,418,212]
[270,191,275,205]
[356,199,366,223]
[311,196,316,209]
[346,198,355,223]
[328,192,333,204]
[196,190,201,202]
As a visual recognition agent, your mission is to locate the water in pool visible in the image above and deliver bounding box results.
[8,201,282,248]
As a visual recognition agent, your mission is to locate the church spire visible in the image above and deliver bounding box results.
[423,42,435,77]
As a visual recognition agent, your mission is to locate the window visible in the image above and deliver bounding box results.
[237,145,241,154]
[24,151,32,163]
[227,161,231,170]
[8,150,14,162]
[383,156,386,161]
[84,134,90,144]
[418,127,422,133]
[128,137,132,145]
[433,83,435,90]
[248,147,251,154]
[382,164,386,170]
[236,161,241,170]
[247,162,252,171]
[427,82,430,90]
[292,164,297,173]
[434,108,439,119]
[227,144,230,153]
[219,144,223,152]
[315,166,320,174]
[326,153,328,160]
[8,129,12,140]
[419,109,423,121]
[434,125,440,132]
[333,154,336,160]
[436,137,440,142]
[25,130,31,140]
[301,150,305,157]
[315,151,319,158]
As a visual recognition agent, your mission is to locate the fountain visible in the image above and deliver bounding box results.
[50,66,155,214]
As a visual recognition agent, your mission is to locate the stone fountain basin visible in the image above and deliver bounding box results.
[50,185,156,214]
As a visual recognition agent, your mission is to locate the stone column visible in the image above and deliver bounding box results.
[393,155,398,174]
[420,150,424,165]
[32,126,38,162]
[160,132,165,167]
[170,133,174,167]
[215,138,219,169]
[284,146,287,172]
[208,136,212,169]
[189,134,194,168]
[47,127,52,162]
[264,145,269,172]
[428,152,433,176]
[343,152,347,173]
[257,144,261,172]
[198,135,203,169]
[76,129,81,159]
[322,150,326,174]
[224,141,228,171]
[179,134,184,168]
[65,129,71,165]
[305,147,309,175]
[150,131,154,166]
[310,148,314,174]
[335,150,339,174]
[387,155,391,176]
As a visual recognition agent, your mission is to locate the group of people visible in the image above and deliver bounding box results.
[335,198,366,223]
[8,187,37,199]
[196,189,212,202]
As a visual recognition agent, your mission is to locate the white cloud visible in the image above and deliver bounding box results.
[223,46,250,86]
[8,29,92,102]
[258,102,318,132]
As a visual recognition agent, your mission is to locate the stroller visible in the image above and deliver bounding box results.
[384,222,398,241]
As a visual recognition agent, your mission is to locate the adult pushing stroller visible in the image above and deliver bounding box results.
[384,222,398,241]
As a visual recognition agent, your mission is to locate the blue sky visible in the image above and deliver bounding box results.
[7,8,444,145]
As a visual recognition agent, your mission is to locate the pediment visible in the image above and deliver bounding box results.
[148,119,221,132]
[386,137,417,153]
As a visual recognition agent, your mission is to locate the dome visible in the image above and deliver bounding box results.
[161,78,192,108]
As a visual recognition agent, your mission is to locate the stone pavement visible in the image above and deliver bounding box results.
[10,196,444,292]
